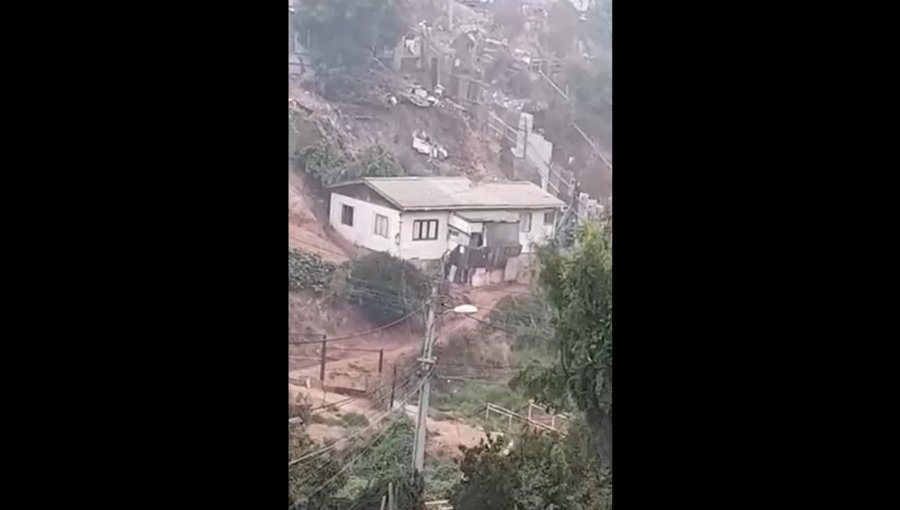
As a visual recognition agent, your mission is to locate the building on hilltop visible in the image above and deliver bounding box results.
[326,177,564,286]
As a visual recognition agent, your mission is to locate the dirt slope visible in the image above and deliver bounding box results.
[289,168,349,263]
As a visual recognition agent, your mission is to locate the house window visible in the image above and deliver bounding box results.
[413,219,439,241]
[341,204,354,226]
[519,213,532,233]
[374,213,389,238]
[544,211,556,226]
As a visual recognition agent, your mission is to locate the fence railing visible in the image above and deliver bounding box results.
[484,402,566,434]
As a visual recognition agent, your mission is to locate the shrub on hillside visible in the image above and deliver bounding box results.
[344,252,430,326]
[300,141,405,187]
[488,294,554,352]
[289,248,336,293]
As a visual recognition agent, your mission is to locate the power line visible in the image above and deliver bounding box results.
[310,364,420,415]
[295,421,388,500]
[289,368,430,466]
[460,314,518,334]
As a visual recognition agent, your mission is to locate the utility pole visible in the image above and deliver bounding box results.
[319,335,328,405]
[319,335,327,382]
[412,281,438,474]
[447,0,453,32]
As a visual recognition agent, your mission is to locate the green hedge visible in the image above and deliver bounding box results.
[289,248,336,293]
[344,252,429,325]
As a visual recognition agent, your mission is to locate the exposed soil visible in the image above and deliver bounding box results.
[289,168,350,263]
[289,282,532,457]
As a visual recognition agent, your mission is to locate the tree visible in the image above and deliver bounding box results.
[345,419,424,510]
[301,142,406,187]
[512,223,613,468]
[289,427,348,509]
[450,421,610,510]
[345,252,431,326]
[294,0,410,69]
[288,415,426,510]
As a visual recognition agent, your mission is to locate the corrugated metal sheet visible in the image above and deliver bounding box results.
[349,177,564,211]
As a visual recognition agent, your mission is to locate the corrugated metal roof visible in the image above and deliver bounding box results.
[346,177,565,211]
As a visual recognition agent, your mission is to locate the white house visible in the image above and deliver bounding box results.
[327,177,565,286]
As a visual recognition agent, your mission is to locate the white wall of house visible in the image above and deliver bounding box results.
[447,214,472,234]
[329,193,401,256]
[448,227,470,252]
[329,194,561,262]
[517,208,560,253]
[448,209,560,253]
[398,210,451,261]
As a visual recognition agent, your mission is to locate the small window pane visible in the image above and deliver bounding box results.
[374,214,389,237]
[413,219,439,241]
[341,205,354,226]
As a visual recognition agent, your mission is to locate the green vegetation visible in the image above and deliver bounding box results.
[301,141,406,187]
[289,224,613,508]
[289,418,423,510]
[431,294,557,430]
[345,252,430,326]
[424,457,461,502]
[294,0,410,70]
[450,418,610,510]
[512,223,613,467]
[307,411,369,428]
[432,378,525,426]
[338,418,424,510]
[288,427,347,509]
[289,248,337,293]
[341,412,370,428]
[307,414,342,427]
[488,294,555,354]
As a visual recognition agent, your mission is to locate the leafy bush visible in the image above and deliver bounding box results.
[450,422,611,510]
[300,139,354,186]
[289,248,336,293]
[289,427,347,509]
[345,252,430,326]
[340,412,369,428]
[342,418,424,510]
[432,378,526,427]
[308,414,343,427]
[289,393,311,422]
[301,141,405,187]
[488,295,554,352]
[425,457,461,501]
[356,145,405,179]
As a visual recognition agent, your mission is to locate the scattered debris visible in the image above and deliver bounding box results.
[404,85,440,107]
[412,130,449,160]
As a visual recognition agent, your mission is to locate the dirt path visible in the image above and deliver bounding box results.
[293,385,488,458]
[290,282,531,386]
[290,283,533,456]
